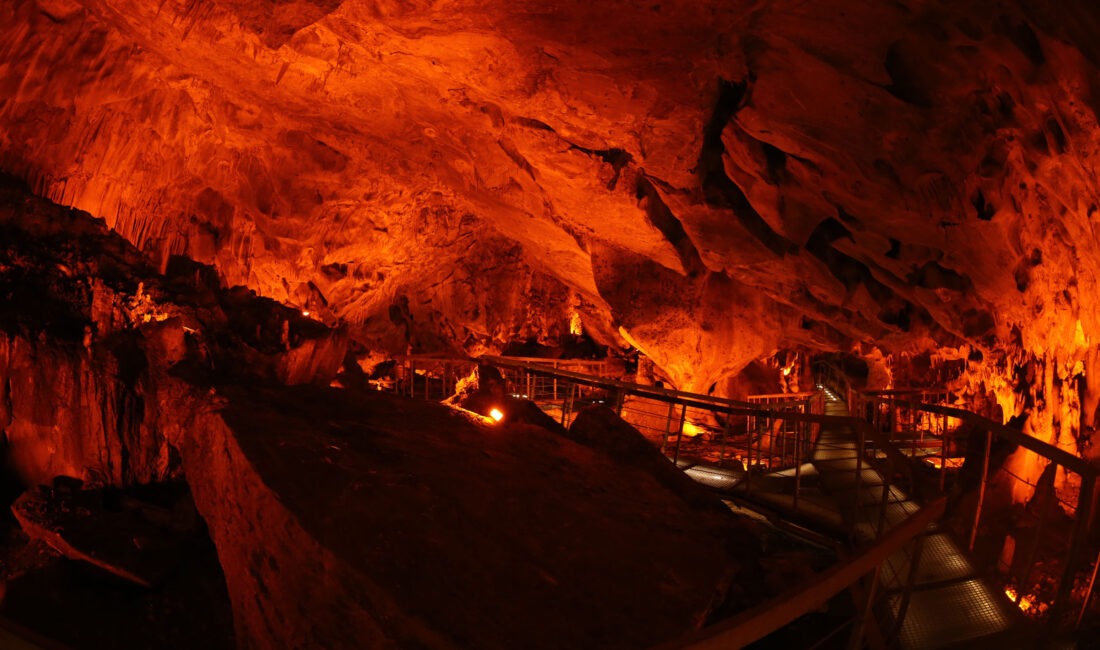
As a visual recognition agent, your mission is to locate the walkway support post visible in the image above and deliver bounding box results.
[673,404,688,465]
[1050,471,1096,631]
[888,533,926,645]
[969,428,992,552]
[793,415,802,512]
[939,412,947,492]
[847,565,880,650]
[718,414,731,468]
[660,400,676,455]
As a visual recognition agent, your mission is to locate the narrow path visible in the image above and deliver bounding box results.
[811,387,1027,649]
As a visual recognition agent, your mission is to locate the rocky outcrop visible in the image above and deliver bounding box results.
[172,383,760,649]
[11,482,195,587]
[5,0,1094,390]
[0,332,175,488]
[0,177,347,489]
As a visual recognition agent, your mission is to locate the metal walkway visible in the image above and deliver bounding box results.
[810,386,1027,649]
[393,355,1097,647]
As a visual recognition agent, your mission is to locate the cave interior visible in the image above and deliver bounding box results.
[3,0,1100,648]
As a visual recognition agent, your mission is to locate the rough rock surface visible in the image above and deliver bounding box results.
[6,2,1100,491]
[1,0,1094,385]
[10,483,192,587]
[0,176,346,488]
[172,383,760,650]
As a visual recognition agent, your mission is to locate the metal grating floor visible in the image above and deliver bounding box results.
[810,395,1024,649]
[887,579,1015,649]
[880,532,974,590]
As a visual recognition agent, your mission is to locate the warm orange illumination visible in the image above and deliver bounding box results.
[569,310,583,336]
[489,408,504,422]
[924,457,965,470]
[682,421,705,438]
[301,310,311,317]
[1004,587,1038,613]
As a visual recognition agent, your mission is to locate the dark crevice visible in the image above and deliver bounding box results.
[1002,18,1045,66]
[805,220,886,303]
[805,218,926,331]
[636,175,705,276]
[907,261,974,292]
[808,217,853,245]
[961,308,997,338]
[886,238,902,259]
[569,145,632,190]
[835,206,863,228]
[514,117,556,132]
[971,189,996,221]
[1046,116,1067,154]
[761,143,789,184]
[883,41,934,107]
[697,78,795,256]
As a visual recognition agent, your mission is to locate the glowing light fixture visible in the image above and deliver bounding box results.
[569,310,583,336]
[489,408,504,422]
[302,310,311,317]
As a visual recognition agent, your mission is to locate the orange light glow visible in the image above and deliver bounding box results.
[569,311,583,336]
[489,408,504,422]
[924,457,965,470]
[301,310,311,317]
[682,421,705,438]
[1004,587,1038,613]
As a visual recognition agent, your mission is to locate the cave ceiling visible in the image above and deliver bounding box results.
[4,0,1100,390]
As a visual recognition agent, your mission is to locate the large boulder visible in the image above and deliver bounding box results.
[171,383,762,649]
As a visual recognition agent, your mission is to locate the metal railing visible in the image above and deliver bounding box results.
[389,355,620,401]
[816,361,1100,637]
[660,498,947,650]
[384,354,1055,646]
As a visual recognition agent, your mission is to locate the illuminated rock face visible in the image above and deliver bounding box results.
[4,0,1100,410]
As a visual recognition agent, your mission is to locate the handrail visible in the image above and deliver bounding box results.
[843,381,1100,633]
[656,498,947,650]
[861,395,1095,480]
[483,355,762,410]
[488,356,926,506]
[747,391,819,401]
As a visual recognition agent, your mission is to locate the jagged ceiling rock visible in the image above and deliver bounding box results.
[4,0,1100,390]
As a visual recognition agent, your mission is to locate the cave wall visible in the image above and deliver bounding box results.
[5,0,1100,409]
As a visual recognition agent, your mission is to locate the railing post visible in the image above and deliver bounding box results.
[746,414,758,494]
[673,404,687,465]
[1016,466,1055,606]
[856,423,865,502]
[847,565,881,650]
[1079,543,1100,630]
[889,533,927,645]
[940,412,947,491]
[969,428,992,552]
[718,412,732,468]
[877,458,892,540]
[911,402,918,459]
[560,382,574,426]
[661,400,676,455]
[1050,471,1096,631]
[794,415,802,512]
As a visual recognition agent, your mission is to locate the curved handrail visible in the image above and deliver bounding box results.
[656,498,947,650]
